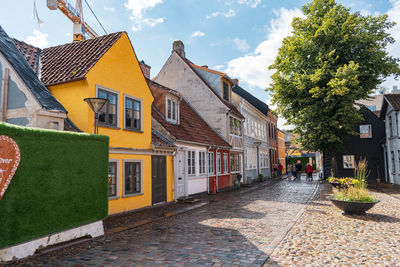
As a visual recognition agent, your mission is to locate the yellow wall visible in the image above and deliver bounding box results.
[166,155,174,202]
[278,131,286,174]
[48,33,174,215]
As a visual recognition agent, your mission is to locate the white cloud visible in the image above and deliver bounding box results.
[206,9,236,19]
[233,38,250,52]
[124,0,165,31]
[191,31,205,37]
[213,65,225,70]
[104,7,115,12]
[238,0,261,8]
[25,30,49,49]
[225,8,302,89]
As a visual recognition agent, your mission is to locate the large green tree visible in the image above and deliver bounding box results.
[269,0,400,152]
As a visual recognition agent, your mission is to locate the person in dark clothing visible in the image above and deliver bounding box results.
[295,160,302,180]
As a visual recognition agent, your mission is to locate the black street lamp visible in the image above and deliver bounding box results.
[84,97,108,134]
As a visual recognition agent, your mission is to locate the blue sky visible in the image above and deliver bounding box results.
[1,0,399,128]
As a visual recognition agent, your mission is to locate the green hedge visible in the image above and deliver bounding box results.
[0,122,109,248]
[287,156,316,171]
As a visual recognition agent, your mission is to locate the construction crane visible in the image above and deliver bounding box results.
[47,0,99,42]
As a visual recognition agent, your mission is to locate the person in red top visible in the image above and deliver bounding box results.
[278,162,283,178]
[306,163,313,181]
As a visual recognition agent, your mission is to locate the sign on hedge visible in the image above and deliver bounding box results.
[0,135,20,200]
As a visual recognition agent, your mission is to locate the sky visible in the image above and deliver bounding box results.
[1,0,400,129]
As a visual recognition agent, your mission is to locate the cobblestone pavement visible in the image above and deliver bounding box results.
[15,178,317,267]
[265,183,400,266]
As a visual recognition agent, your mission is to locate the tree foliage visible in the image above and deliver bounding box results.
[269,0,400,152]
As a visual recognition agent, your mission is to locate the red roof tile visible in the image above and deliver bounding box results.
[39,32,124,85]
[149,81,231,148]
[12,38,41,74]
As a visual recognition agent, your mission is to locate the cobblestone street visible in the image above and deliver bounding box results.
[266,183,400,266]
[16,178,317,266]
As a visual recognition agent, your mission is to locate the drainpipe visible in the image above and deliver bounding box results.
[216,147,219,192]
[207,146,210,194]
[1,68,9,122]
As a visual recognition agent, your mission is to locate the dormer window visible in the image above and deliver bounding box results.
[166,96,179,123]
[223,82,230,101]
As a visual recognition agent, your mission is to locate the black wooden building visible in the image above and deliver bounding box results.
[327,107,386,183]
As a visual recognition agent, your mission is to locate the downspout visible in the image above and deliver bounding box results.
[207,146,210,194]
[1,68,9,122]
[216,147,219,192]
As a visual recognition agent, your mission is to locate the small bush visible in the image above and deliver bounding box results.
[333,187,376,203]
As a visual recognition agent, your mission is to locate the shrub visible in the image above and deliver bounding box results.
[333,187,376,203]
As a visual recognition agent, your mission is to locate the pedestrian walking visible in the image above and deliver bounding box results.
[306,162,313,181]
[291,164,296,180]
[295,160,302,180]
[278,162,283,179]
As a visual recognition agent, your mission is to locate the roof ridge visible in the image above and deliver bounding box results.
[43,31,125,51]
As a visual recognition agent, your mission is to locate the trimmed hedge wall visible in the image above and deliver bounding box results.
[287,156,316,171]
[0,122,109,249]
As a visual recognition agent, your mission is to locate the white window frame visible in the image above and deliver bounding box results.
[124,93,143,131]
[122,159,143,197]
[188,150,196,176]
[359,124,372,139]
[208,152,215,174]
[96,85,120,128]
[223,153,228,173]
[108,159,119,199]
[199,151,206,174]
[166,96,179,124]
[217,152,221,174]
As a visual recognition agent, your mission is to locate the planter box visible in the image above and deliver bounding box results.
[327,196,379,215]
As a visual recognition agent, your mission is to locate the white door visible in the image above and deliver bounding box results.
[175,151,186,198]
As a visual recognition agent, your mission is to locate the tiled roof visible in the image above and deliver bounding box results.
[380,93,400,119]
[12,38,41,75]
[39,32,124,85]
[0,26,66,113]
[176,53,244,119]
[152,129,175,148]
[232,85,269,115]
[150,82,230,148]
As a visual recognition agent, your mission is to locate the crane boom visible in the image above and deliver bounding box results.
[47,0,99,41]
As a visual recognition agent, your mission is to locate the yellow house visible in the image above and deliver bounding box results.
[15,32,174,215]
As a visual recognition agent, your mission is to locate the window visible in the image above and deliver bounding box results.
[398,150,400,174]
[166,97,178,123]
[343,155,355,169]
[188,151,196,175]
[389,115,393,137]
[217,152,221,173]
[223,153,228,173]
[230,154,240,172]
[98,88,118,127]
[124,161,141,195]
[397,113,399,136]
[367,105,377,111]
[223,82,230,101]
[108,161,118,197]
[199,152,206,174]
[125,97,141,131]
[230,117,242,136]
[208,152,214,174]
[360,125,372,138]
[392,151,395,173]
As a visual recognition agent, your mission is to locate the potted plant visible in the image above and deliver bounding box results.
[327,177,359,189]
[327,158,379,215]
[258,173,264,182]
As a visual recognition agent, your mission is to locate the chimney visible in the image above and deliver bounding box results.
[139,60,151,79]
[233,79,239,85]
[172,40,185,58]
[201,65,208,68]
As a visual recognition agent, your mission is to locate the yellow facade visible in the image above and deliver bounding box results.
[278,130,286,174]
[49,33,174,215]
